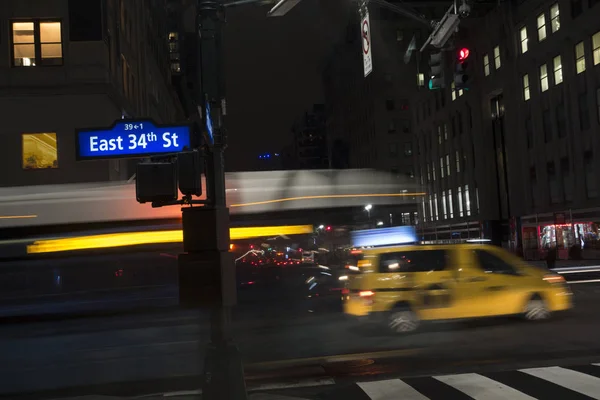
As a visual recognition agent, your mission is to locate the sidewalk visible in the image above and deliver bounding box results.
[528,259,600,269]
[57,394,310,400]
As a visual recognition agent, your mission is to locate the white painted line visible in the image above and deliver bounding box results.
[435,373,536,400]
[521,366,600,399]
[162,378,335,397]
[250,378,335,391]
[358,379,429,400]
[555,267,600,274]
[592,363,600,367]
[568,279,600,284]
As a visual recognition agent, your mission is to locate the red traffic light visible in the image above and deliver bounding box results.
[458,48,470,62]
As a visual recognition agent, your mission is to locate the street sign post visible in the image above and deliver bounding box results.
[361,10,373,77]
[76,119,192,160]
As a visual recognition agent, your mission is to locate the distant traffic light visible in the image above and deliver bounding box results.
[454,47,471,90]
[428,51,445,90]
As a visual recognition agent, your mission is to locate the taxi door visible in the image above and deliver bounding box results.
[459,246,528,317]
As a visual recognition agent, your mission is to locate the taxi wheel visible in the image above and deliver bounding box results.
[524,296,551,321]
[388,308,420,333]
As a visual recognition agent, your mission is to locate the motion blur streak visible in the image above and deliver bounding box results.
[0,215,37,219]
[26,225,313,254]
[230,192,426,208]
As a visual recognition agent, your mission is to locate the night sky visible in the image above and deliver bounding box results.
[222,0,353,171]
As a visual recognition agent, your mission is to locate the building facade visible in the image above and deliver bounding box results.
[0,0,183,187]
[291,104,329,170]
[412,0,600,257]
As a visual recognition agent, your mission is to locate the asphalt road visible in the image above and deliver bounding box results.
[1,281,600,399]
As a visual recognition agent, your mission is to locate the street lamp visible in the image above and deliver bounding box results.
[364,204,372,220]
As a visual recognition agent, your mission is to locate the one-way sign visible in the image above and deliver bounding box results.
[362,11,373,77]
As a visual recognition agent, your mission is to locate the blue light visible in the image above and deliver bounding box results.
[76,120,191,160]
[351,226,417,247]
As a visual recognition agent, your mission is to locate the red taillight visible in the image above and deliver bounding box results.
[341,288,350,295]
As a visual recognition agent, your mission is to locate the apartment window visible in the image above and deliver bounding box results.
[448,189,454,219]
[432,164,436,181]
[526,116,533,149]
[457,186,464,217]
[446,154,451,176]
[494,46,501,69]
[537,13,547,41]
[22,133,58,169]
[386,99,395,111]
[422,201,428,222]
[543,109,552,142]
[571,0,582,18]
[464,185,471,216]
[584,151,597,198]
[440,157,445,178]
[530,166,538,207]
[561,157,573,202]
[575,42,586,74]
[11,21,63,67]
[443,123,448,140]
[550,3,560,33]
[483,54,490,76]
[594,31,600,66]
[427,164,431,182]
[553,55,563,85]
[451,82,457,101]
[556,103,567,138]
[548,162,560,204]
[428,196,433,222]
[457,112,463,134]
[455,150,460,173]
[404,142,412,157]
[523,74,531,101]
[540,64,549,92]
[442,190,448,219]
[388,121,397,133]
[520,27,528,54]
[579,92,590,130]
[417,73,425,87]
[438,125,442,144]
[69,0,102,41]
[433,193,439,221]
[597,88,600,124]
[475,186,480,213]
[389,142,398,157]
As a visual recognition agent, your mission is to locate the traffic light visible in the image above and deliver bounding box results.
[454,47,471,90]
[428,51,445,90]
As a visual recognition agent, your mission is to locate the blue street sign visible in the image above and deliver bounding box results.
[76,119,192,160]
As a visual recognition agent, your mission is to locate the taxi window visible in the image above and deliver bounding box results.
[379,250,448,273]
[473,250,518,275]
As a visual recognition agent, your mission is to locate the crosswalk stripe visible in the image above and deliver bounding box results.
[521,366,600,399]
[434,373,536,399]
[357,379,429,400]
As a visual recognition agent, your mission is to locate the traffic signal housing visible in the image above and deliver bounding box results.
[454,47,471,90]
[428,51,445,90]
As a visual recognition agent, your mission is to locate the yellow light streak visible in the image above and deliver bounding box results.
[230,192,426,208]
[26,225,314,254]
[0,215,38,220]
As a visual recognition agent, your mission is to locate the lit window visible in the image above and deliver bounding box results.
[540,64,549,92]
[22,133,58,169]
[523,74,531,101]
[428,196,433,221]
[458,186,464,217]
[455,150,460,172]
[550,3,560,33]
[445,154,450,176]
[433,193,439,220]
[553,55,563,85]
[448,189,454,218]
[451,82,457,101]
[11,21,63,67]
[417,73,425,87]
[427,164,431,181]
[442,190,447,219]
[444,123,448,140]
[537,13,547,41]
[438,126,442,144]
[575,41,586,74]
[458,88,464,97]
[593,31,600,66]
[440,157,445,178]
[483,54,490,76]
[520,27,528,53]
[464,184,471,216]
[494,46,501,69]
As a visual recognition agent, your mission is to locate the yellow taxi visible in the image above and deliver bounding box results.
[342,244,573,333]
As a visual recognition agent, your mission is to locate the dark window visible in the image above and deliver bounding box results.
[525,116,533,149]
[584,150,598,198]
[543,109,552,142]
[473,250,518,275]
[561,157,573,202]
[404,142,413,157]
[466,103,473,128]
[457,111,463,135]
[556,103,567,138]
[69,0,102,41]
[571,0,582,17]
[379,250,448,273]
[548,161,560,204]
[386,99,395,111]
[451,115,457,137]
[579,92,590,130]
